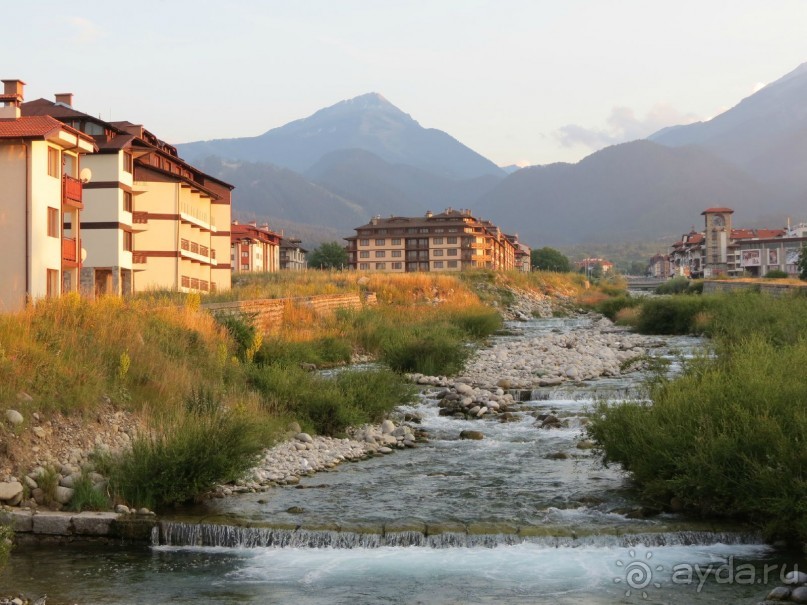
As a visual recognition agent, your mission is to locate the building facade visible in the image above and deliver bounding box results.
[21,92,233,295]
[279,237,308,270]
[0,80,96,311]
[231,221,282,274]
[345,209,519,272]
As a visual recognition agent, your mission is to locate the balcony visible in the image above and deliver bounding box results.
[62,237,79,267]
[62,175,83,209]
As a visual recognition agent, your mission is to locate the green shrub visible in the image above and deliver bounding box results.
[247,364,413,435]
[589,335,807,541]
[69,469,110,512]
[380,323,470,376]
[634,296,711,335]
[214,312,261,362]
[764,269,788,279]
[594,295,640,321]
[257,336,352,367]
[654,277,697,295]
[104,407,268,510]
[449,309,503,339]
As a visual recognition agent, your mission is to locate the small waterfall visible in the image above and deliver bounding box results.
[154,521,763,550]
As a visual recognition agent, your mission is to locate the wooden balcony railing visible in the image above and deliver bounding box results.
[62,237,79,266]
[63,175,83,208]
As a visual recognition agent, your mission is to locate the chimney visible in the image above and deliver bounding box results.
[0,79,25,119]
[232,219,239,225]
[425,210,433,218]
[55,92,73,107]
[248,221,257,227]
[260,222,269,230]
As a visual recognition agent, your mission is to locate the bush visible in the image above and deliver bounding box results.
[380,323,470,376]
[654,277,698,295]
[103,407,268,510]
[256,336,352,367]
[594,295,640,321]
[589,335,807,541]
[449,309,503,339]
[247,364,413,435]
[634,296,711,335]
[764,269,788,279]
[69,469,110,512]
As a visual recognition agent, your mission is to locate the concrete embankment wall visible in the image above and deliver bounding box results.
[703,280,807,297]
[1,509,157,543]
[203,292,377,333]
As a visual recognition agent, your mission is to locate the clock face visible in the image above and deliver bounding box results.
[713,215,725,227]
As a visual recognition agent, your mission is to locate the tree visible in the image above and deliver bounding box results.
[308,241,349,269]
[799,246,807,280]
[530,247,571,272]
[628,260,648,276]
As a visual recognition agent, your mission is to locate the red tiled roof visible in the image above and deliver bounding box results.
[756,229,785,238]
[0,115,64,138]
[701,207,734,214]
[731,229,755,239]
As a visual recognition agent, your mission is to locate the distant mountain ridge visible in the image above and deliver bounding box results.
[177,65,807,248]
[178,93,504,180]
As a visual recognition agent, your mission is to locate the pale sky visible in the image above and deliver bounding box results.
[6,0,807,166]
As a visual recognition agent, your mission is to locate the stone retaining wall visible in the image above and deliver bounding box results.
[203,292,377,333]
[703,280,807,297]
[1,509,158,542]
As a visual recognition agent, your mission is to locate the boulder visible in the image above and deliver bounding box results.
[4,409,23,426]
[459,430,484,440]
[53,485,75,505]
[785,571,807,586]
[766,586,791,601]
[0,481,23,501]
[546,451,570,460]
[792,586,807,604]
[380,419,396,435]
[295,432,314,444]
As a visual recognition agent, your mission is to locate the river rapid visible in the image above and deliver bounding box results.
[4,317,803,604]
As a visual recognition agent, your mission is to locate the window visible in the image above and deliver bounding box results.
[448,228,457,233]
[392,262,402,270]
[391,238,401,245]
[241,264,249,270]
[375,239,385,245]
[447,248,457,256]
[47,147,60,178]
[360,251,369,258]
[375,251,385,258]
[359,263,370,270]
[391,250,402,258]
[360,239,370,246]
[434,261,444,268]
[242,251,249,257]
[433,237,443,245]
[46,269,59,298]
[433,249,444,257]
[447,237,457,244]
[47,207,60,238]
[377,229,387,235]
[123,191,133,213]
[123,231,133,252]
[122,151,133,174]
[375,263,386,270]
[418,228,429,233]
[448,260,458,268]
[434,228,444,234]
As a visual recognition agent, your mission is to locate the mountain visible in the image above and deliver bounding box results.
[305,149,501,218]
[649,62,807,197]
[476,140,779,246]
[178,93,504,180]
[193,157,368,231]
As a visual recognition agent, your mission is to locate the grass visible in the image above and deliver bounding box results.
[69,469,111,512]
[0,524,12,571]
[589,291,807,542]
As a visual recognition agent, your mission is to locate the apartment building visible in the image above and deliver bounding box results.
[667,207,804,278]
[21,92,233,295]
[345,209,519,272]
[279,237,308,270]
[0,80,97,311]
[231,220,281,274]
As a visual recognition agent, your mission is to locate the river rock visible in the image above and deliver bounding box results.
[380,420,396,435]
[785,571,807,586]
[53,486,75,505]
[546,451,570,460]
[0,481,22,501]
[378,447,393,454]
[459,430,484,440]
[792,586,807,604]
[295,432,313,444]
[766,586,791,600]
[576,439,595,450]
[287,421,302,434]
[4,409,23,425]
[32,425,46,439]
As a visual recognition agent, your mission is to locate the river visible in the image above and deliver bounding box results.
[3,317,802,604]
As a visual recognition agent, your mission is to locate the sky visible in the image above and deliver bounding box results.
[6,0,807,166]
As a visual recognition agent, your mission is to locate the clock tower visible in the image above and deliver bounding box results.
[701,207,734,277]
